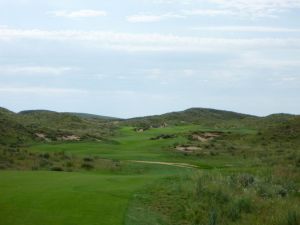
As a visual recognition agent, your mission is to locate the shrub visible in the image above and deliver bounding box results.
[65,161,74,168]
[214,189,230,204]
[286,211,299,225]
[238,174,255,188]
[236,197,253,213]
[195,177,205,198]
[50,166,64,171]
[276,186,288,197]
[228,203,241,221]
[209,151,218,156]
[83,157,93,162]
[81,162,94,170]
[0,163,9,169]
[227,197,253,221]
[43,153,50,159]
[209,209,218,225]
[31,165,39,170]
[39,159,52,168]
[256,184,274,198]
[296,158,300,167]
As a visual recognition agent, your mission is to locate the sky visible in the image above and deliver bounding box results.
[0,0,300,118]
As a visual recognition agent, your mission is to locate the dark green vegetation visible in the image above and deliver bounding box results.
[126,172,299,225]
[126,108,254,127]
[0,106,299,225]
[66,112,121,121]
[0,108,117,145]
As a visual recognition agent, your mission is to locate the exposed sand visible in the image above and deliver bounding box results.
[128,160,198,169]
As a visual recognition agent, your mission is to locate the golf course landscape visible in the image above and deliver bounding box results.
[2,0,300,224]
[0,107,299,225]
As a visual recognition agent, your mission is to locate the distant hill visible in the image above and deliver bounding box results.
[18,110,57,115]
[0,108,117,146]
[18,110,88,129]
[261,113,297,124]
[1,106,299,146]
[125,108,257,127]
[66,113,121,121]
[0,107,15,115]
[0,109,33,145]
[261,115,300,141]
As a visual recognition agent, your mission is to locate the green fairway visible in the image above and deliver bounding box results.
[1,122,299,225]
[27,126,253,169]
[0,165,190,225]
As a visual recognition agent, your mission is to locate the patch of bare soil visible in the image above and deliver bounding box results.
[35,133,51,142]
[128,160,198,169]
[59,135,81,141]
[175,145,201,153]
[134,127,149,133]
[35,133,81,142]
[191,132,222,142]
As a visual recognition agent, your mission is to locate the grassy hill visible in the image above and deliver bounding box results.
[1,107,298,146]
[0,108,33,145]
[125,108,257,128]
[0,108,118,146]
[66,112,121,121]
[260,115,300,142]
[125,108,299,130]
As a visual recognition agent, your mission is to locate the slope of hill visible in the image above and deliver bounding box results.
[125,108,256,127]
[1,106,299,145]
[18,110,88,130]
[66,112,121,121]
[260,115,300,141]
[0,108,118,146]
[0,109,33,145]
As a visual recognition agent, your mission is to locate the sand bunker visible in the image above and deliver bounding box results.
[191,132,222,142]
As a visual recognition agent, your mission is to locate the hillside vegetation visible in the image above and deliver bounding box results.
[125,108,255,127]
[0,108,118,146]
[0,106,299,225]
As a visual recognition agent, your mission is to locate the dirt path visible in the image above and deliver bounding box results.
[128,160,198,169]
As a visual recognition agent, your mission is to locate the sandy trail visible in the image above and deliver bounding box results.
[128,160,198,169]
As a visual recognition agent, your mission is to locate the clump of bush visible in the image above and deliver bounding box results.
[83,156,94,162]
[127,171,300,225]
[237,174,255,188]
[286,211,299,225]
[228,197,253,221]
[150,134,176,140]
[50,166,64,172]
[81,162,94,170]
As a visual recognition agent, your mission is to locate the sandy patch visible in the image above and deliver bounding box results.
[128,160,198,169]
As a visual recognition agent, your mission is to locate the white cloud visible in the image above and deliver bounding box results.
[49,10,107,18]
[191,26,300,32]
[182,9,236,16]
[0,65,73,75]
[127,13,185,22]
[1,27,300,52]
[228,52,300,70]
[209,0,300,17]
[126,9,235,23]
[148,0,300,18]
[0,86,88,95]
[149,0,193,4]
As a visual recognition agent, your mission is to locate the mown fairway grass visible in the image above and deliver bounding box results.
[0,164,191,225]
[0,126,202,225]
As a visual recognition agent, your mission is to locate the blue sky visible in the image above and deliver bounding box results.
[0,0,300,118]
